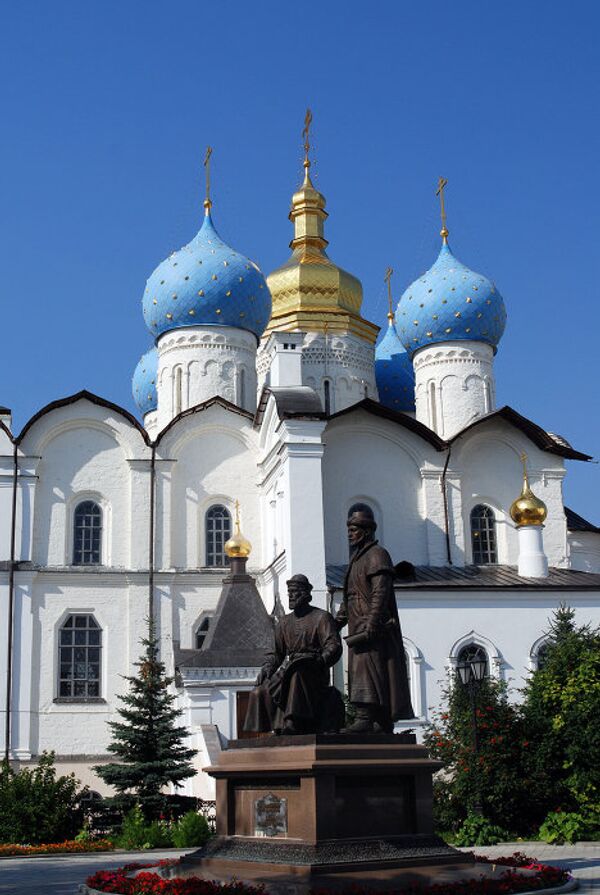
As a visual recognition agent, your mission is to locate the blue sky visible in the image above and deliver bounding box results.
[1,1,599,519]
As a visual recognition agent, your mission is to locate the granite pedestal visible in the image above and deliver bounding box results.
[169,734,472,893]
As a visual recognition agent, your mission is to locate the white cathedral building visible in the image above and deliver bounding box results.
[1,145,599,800]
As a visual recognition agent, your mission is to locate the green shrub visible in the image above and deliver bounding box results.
[74,822,93,844]
[453,812,509,847]
[0,752,86,844]
[539,809,600,844]
[521,606,600,819]
[117,805,172,849]
[171,811,211,848]
[425,676,528,833]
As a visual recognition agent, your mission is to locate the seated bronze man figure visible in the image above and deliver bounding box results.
[244,574,344,735]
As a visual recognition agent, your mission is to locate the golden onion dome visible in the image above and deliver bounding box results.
[224,502,252,558]
[510,454,548,527]
[264,123,379,344]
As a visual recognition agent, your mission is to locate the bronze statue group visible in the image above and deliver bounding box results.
[244,506,413,736]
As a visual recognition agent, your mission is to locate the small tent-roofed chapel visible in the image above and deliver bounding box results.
[0,132,599,800]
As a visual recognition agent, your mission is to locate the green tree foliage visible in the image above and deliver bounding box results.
[0,752,85,844]
[94,620,196,820]
[426,606,600,840]
[520,605,600,818]
[424,675,528,834]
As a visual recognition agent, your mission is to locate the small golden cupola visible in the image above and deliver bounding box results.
[510,453,548,527]
[224,501,252,559]
[264,110,379,344]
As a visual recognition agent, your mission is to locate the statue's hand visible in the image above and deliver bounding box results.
[256,667,269,686]
[365,618,380,641]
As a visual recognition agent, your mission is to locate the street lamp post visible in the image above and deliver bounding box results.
[456,655,487,816]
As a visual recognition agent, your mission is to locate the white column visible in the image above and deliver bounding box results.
[0,576,8,756]
[154,459,176,570]
[127,459,152,570]
[517,525,549,578]
[278,419,328,608]
[11,573,34,759]
[421,469,450,565]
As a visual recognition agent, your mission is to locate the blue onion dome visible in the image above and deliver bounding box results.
[375,316,416,411]
[142,209,272,342]
[132,347,158,415]
[396,241,507,358]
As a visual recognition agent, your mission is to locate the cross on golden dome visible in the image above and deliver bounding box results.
[302,108,313,170]
[510,451,548,527]
[224,499,252,558]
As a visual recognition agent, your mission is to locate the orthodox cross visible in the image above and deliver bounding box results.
[384,267,394,320]
[302,108,313,167]
[436,176,449,241]
[234,499,241,530]
[204,146,213,209]
[521,452,530,486]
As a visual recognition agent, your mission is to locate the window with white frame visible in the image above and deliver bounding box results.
[58,614,102,698]
[534,639,552,670]
[73,501,102,566]
[205,505,232,567]
[470,504,497,565]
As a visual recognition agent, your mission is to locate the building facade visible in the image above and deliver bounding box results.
[1,145,599,800]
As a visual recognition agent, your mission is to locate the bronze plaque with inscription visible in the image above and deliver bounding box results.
[254,792,288,837]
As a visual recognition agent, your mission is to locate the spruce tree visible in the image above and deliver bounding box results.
[94,620,196,819]
[521,604,600,820]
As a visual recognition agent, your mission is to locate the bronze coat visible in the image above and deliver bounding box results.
[337,540,414,720]
[244,607,343,733]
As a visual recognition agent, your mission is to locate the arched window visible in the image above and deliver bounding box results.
[470,504,497,565]
[174,367,183,416]
[428,382,438,432]
[456,643,489,679]
[535,640,551,670]
[323,379,333,415]
[238,368,246,410]
[195,616,211,649]
[404,648,411,691]
[483,380,492,413]
[73,501,102,566]
[205,505,232,567]
[58,614,102,698]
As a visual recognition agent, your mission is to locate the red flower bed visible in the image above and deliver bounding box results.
[86,855,571,895]
[86,863,266,895]
[0,839,114,857]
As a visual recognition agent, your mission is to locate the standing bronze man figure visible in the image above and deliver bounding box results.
[336,506,414,732]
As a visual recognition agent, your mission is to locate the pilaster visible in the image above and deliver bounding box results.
[279,419,327,608]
